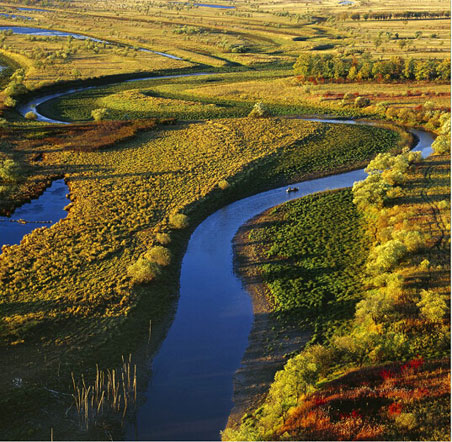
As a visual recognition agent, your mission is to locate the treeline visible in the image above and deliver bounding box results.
[293,53,451,82]
[348,10,450,21]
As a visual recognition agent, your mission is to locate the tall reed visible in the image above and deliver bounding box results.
[71,354,137,431]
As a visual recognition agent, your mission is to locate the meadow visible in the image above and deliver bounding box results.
[242,189,370,344]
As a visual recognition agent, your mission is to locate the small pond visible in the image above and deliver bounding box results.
[0,179,70,250]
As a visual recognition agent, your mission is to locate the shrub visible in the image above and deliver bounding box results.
[145,246,172,266]
[417,289,448,322]
[395,412,417,430]
[366,240,408,274]
[127,257,161,284]
[25,111,37,120]
[0,158,19,182]
[352,174,390,211]
[3,96,16,107]
[169,213,189,229]
[248,102,271,118]
[432,114,450,154]
[91,108,109,122]
[156,232,171,245]
[354,96,371,108]
[218,179,230,190]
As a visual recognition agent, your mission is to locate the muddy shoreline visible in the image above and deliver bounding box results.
[226,208,311,432]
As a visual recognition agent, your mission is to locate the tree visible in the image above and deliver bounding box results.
[127,257,161,284]
[169,213,189,229]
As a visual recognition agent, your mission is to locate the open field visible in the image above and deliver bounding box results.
[238,189,369,343]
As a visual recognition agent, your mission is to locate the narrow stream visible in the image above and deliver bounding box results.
[16,77,434,440]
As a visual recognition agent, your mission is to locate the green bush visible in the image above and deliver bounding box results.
[218,179,230,190]
[3,96,16,108]
[366,240,408,274]
[354,96,371,108]
[169,213,189,229]
[248,102,271,118]
[127,257,161,284]
[431,114,450,154]
[417,289,448,323]
[0,158,19,182]
[144,246,172,266]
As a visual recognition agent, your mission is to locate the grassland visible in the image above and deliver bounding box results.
[240,189,370,343]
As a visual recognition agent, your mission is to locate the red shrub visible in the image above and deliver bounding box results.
[388,402,403,416]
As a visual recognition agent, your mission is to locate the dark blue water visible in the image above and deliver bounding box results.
[0,179,69,249]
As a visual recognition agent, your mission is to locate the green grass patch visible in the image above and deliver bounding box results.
[247,189,370,342]
[36,70,373,122]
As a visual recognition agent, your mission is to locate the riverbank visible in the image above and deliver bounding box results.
[223,141,450,441]
[227,211,311,430]
[226,188,370,433]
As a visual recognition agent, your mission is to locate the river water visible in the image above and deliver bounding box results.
[11,76,435,439]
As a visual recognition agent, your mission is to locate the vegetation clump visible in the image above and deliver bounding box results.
[0,157,19,183]
[91,107,109,121]
[24,111,37,120]
[169,213,189,229]
[127,257,161,284]
[156,232,171,245]
[145,246,172,266]
[248,102,271,118]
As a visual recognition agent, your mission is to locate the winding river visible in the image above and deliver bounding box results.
[11,73,434,440]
